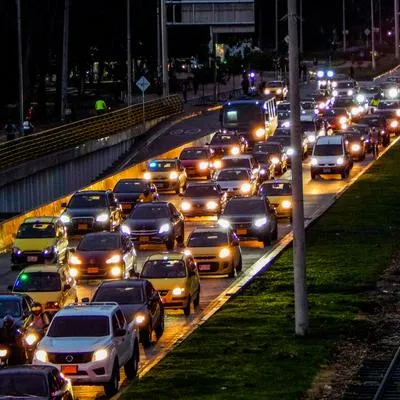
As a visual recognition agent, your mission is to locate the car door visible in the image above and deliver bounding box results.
[121,235,133,274]
[186,257,199,299]
[264,198,277,234]
[145,281,160,329]
[111,313,129,365]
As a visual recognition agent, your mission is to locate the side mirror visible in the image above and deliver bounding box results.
[61,202,67,208]
[81,297,89,303]
[63,284,71,292]
[7,285,13,292]
[115,328,126,337]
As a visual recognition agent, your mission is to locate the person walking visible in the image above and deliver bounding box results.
[4,120,17,141]
[241,73,250,95]
[95,98,107,115]
[22,117,34,136]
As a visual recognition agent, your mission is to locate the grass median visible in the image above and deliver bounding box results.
[122,141,400,400]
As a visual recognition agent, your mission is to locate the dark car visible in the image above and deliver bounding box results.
[320,108,350,131]
[207,132,247,156]
[90,279,164,347]
[68,232,137,280]
[253,141,288,175]
[179,182,228,217]
[0,294,34,330]
[335,130,367,160]
[358,114,393,145]
[60,190,122,235]
[122,202,184,250]
[219,196,278,246]
[273,128,309,160]
[0,365,74,399]
[179,146,214,178]
[113,179,159,215]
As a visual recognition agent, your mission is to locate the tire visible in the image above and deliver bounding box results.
[236,255,243,273]
[183,296,191,316]
[272,223,278,240]
[104,360,120,396]
[155,312,165,339]
[140,324,152,348]
[262,234,272,247]
[228,267,236,278]
[124,344,139,380]
[166,236,175,251]
[193,289,200,308]
[340,171,346,179]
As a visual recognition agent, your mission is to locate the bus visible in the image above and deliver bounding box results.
[220,95,278,148]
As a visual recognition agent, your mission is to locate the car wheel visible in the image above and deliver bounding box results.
[193,289,200,308]
[183,296,191,316]
[166,236,175,250]
[228,267,236,278]
[272,223,278,240]
[155,312,165,339]
[262,234,272,247]
[124,344,139,380]
[140,324,152,348]
[104,360,120,396]
[236,255,243,273]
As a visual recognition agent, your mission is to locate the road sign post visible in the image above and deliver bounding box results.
[136,76,150,128]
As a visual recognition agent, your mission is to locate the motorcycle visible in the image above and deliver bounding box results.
[22,325,46,363]
[0,331,26,366]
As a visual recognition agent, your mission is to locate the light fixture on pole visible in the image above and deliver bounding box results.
[126,0,132,106]
[371,0,376,70]
[161,0,169,97]
[16,0,24,134]
[61,0,70,122]
[342,0,346,52]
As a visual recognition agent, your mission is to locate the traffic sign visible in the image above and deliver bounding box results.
[136,76,150,92]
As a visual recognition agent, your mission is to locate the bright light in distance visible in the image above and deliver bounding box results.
[271,157,280,165]
[121,224,131,235]
[339,116,347,124]
[231,146,240,155]
[144,172,151,180]
[282,121,290,128]
[264,89,270,95]
[218,218,230,229]
[332,81,338,88]
[336,157,344,165]
[351,144,361,152]
[396,109,400,117]
[213,159,222,169]
[347,89,354,96]
[240,182,252,194]
[60,214,71,224]
[199,161,208,170]
[111,266,122,277]
[35,350,48,362]
[351,107,359,116]
[24,333,38,346]
[317,70,324,78]
[332,90,338,97]
[390,120,399,128]
[356,94,365,103]
[69,268,79,278]
[181,201,192,211]
[255,128,265,138]
[281,200,292,209]
[259,168,266,175]
[135,314,146,324]
[327,70,334,78]
[69,255,81,265]
[286,148,294,156]
[308,134,316,143]
[0,349,8,357]
[276,88,282,94]
[389,88,398,98]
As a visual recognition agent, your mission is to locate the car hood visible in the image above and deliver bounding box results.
[13,238,57,251]
[181,195,220,204]
[124,218,169,231]
[64,208,108,218]
[75,250,118,263]
[142,277,187,291]
[180,160,200,167]
[39,336,111,353]
[189,246,224,258]
[119,304,146,323]
[114,193,141,203]
[221,213,265,223]
[15,291,61,306]
[216,180,246,190]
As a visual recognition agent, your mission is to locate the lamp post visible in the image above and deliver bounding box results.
[371,0,376,70]
[161,0,169,96]
[61,0,70,121]
[342,0,346,52]
[16,0,24,134]
[395,0,399,59]
[126,0,132,105]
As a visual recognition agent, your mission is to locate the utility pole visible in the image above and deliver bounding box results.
[299,0,303,54]
[371,0,376,70]
[126,0,132,105]
[275,0,279,52]
[16,0,24,134]
[396,0,400,59]
[287,0,308,336]
[156,0,161,79]
[378,0,382,44]
[161,0,169,97]
[61,0,70,121]
[342,0,346,52]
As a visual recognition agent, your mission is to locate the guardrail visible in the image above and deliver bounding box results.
[0,95,183,171]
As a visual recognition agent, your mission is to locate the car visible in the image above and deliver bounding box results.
[332,97,365,120]
[143,159,187,194]
[10,265,77,312]
[179,146,215,178]
[380,81,400,99]
[319,108,351,131]
[218,154,260,181]
[311,135,353,179]
[332,80,358,97]
[258,180,293,220]
[0,294,35,330]
[342,131,367,161]
[365,110,400,139]
[263,80,288,100]
[89,279,164,347]
[113,179,159,215]
[187,226,242,277]
[213,168,258,198]
[219,196,278,246]
[0,365,74,399]
[268,133,308,163]
[33,302,139,396]
[207,132,247,157]
[300,100,317,120]
[121,202,185,250]
[68,232,137,280]
[60,190,122,235]
[179,182,228,217]
[253,141,288,175]
[250,151,275,181]
[300,120,324,153]
[11,217,69,270]
[139,252,200,316]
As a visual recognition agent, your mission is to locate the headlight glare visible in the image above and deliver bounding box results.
[35,350,48,362]
[111,266,122,277]
[219,247,231,259]
[106,254,121,264]
[255,128,265,138]
[69,268,79,278]
[308,134,316,143]
[281,200,292,209]
[231,146,240,155]
[60,214,71,224]
[69,255,81,265]
[181,201,192,211]
[121,224,131,235]
[311,158,318,166]
[206,201,218,210]
[199,161,208,170]
[336,157,344,165]
[240,182,252,194]
[24,333,38,346]
[218,218,230,229]
[169,171,179,180]
[144,172,151,180]
[93,349,108,362]
[135,313,146,325]
[96,213,109,222]
[159,223,170,234]
[254,217,268,228]
[351,144,361,152]
[172,287,185,296]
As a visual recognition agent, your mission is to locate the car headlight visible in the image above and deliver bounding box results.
[389,88,398,98]
[327,70,334,78]
[206,201,218,210]
[286,148,294,156]
[254,217,268,228]
[264,89,270,95]
[332,81,338,88]
[231,146,240,156]
[135,313,146,325]
[121,224,131,235]
[311,158,318,166]
[96,213,109,222]
[255,128,265,138]
[69,255,81,265]
[308,134,316,143]
[169,171,178,180]
[351,144,361,152]
[106,254,121,264]
[181,201,192,211]
[347,89,354,96]
[12,247,22,256]
[260,168,266,175]
[281,200,292,209]
[240,182,252,194]
[271,157,280,165]
[339,116,347,125]
[42,246,55,256]
[172,287,185,296]
[60,214,71,224]
[24,333,38,346]
[111,266,122,277]
[35,350,48,362]
[144,172,152,180]
[351,107,359,116]
[199,161,208,170]
[69,268,79,278]
[219,247,231,259]
[92,349,108,362]
[218,218,231,229]
[396,109,400,117]
[159,223,170,234]
[356,94,365,103]
[336,157,344,165]
[0,349,8,358]
[317,70,324,78]
[277,88,282,94]
[332,90,338,97]
[213,159,222,169]
[390,120,399,128]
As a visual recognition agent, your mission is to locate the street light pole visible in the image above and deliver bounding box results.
[342,0,346,52]
[61,0,70,121]
[161,0,169,97]
[299,0,303,54]
[371,0,376,70]
[395,0,400,59]
[157,0,161,79]
[126,0,132,106]
[275,0,279,52]
[287,0,308,336]
[16,0,24,134]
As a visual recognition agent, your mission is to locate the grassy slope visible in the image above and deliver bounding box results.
[122,142,400,400]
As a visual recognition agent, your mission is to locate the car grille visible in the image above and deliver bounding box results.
[318,163,336,167]
[159,290,169,296]
[72,217,95,228]
[131,229,158,235]
[48,352,93,364]
[231,222,252,229]
[197,262,220,272]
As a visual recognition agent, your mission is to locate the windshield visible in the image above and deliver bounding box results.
[147,161,177,171]
[224,199,265,215]
[130,205,170,219]
[141,260,186,278]
[322,109,345,117]
[47,316,110,337]
[334,99,355,107]
[274,128,290,136]
[271,136,290,146]
[301,102,315,110]
[0,374,48,397]
[93,286,144,304]
[68,194,106,209]
[277,103,290,111]
[260,182,292,196]
[13,272,61,292]
[267,81,283,88]
[188,231,228,247]
[77,234,120,251]
[184,185,219,197]
[180,149,208,160]
[253,153,267,163]
[253,144,280,153]
[357,117,383,126]
[314,144,343,156]
[16,222,55,239]
[0,300,21,318]
[223,104,262,127]
[217,169,250,181]
[210,134,237,145]
[114,181,147,193]
[222,159,251,169]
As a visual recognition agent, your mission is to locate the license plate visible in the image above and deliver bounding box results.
[122,204,132,210]
[139,236,149,243]
[61,365,78,374]
[199,264,211,271]
[78,223,88,230]
[237,229,247,235]
[87,267,99,274]
[27,256,38,262]
[323,168,331,173]
[155,183,165,188]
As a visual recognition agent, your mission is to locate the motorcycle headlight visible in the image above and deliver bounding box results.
[121,224,131,235]
[135,313,146,325]
[92,349,108,362]
[231,146,240,155]
[281,200,292,209]
[217,218,231,229]
[24,333,38,346]
[35,350,48,362]
[347,89,354,96]
[172,287,185,296]
[206,201,218,210]
[390,120,399,128]
[111,266,122,277]
[144,172,151,180]
[60,214,71,224]
[69,268,79,278]
[181,201,192,211]
[96,213,109,222]
[106,254,121,264]
[240,182,252,194]
[271,157,280,165]
[199,161,208,170]
[286,148,294,156]
[254,217,268,228]
[213,159,222,169]
[219,247,231,259]
[255,128,265,138]
[169,171,178,180]
[69,255,82,265]
[351,144,361,152]
[308,134,316,143]
[336,157,344,165]
[311,158,318,166]
[277,88,282,94]
[0,349,8,358]
[159,223,170,234]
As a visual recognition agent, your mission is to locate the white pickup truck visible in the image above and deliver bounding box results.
[32,302,139,396]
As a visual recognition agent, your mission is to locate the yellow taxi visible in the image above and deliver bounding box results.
[186,226,242,277]
[9,265,77,312]
[258,179,292,220]
[139,252,200,316]
[11,217,69,270]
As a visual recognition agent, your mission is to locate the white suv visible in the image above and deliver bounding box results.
[33,302,139,396]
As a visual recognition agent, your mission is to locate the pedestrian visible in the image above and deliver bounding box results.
[95,98,107,115]
[22,117,34,136]
[4,120,17,141]
[241,73,250,95]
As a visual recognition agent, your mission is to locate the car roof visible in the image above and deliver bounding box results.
[316,136,343,145]
[0,365,57,375]
[58,303,119,316]
[135,201,169,207]
[190,226,229,235]
[218,167,251,172]
[186,181,217,187]
[229,196,264,202]
[222,154,253,160]
[97,279,147,289]
[74,190,108,195]
[181,146,208,151]
[18,265,62,274]
[147,252,185,261]
[116,178,147,183]
[79,231,121,238]
[23,217,58,224]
